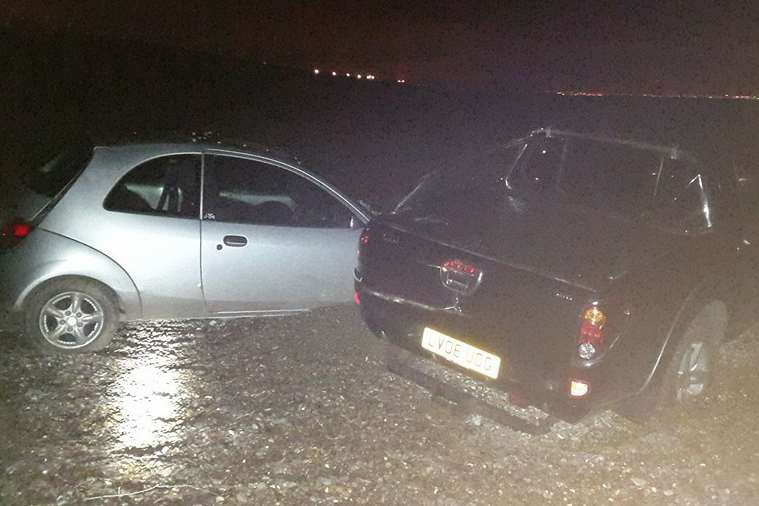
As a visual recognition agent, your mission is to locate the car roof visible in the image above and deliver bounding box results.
[89,131,301,166]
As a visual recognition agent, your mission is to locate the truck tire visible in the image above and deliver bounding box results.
[660,301,726,406]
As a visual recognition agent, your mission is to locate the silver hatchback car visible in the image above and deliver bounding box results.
[0,135,369,353]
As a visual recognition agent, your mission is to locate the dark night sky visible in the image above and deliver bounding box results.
[4,1,759,95]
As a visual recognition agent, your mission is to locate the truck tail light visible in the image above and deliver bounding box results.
[577,305,606,360]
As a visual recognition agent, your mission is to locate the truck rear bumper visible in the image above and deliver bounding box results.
[357,285,613,423]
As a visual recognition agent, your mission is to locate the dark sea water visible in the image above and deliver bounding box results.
[3,28,757,210]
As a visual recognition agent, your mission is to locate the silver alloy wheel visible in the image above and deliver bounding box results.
[675,341,709,401]
[38,291,105,349]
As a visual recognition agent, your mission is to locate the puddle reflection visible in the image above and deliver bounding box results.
[111,353,189,449]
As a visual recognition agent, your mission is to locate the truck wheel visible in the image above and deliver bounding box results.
[25,279,119,354]
[661,301,726,405]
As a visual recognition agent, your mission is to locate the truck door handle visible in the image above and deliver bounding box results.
[223,235,248,247]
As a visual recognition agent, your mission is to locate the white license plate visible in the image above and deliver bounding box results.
[421,327,501,379]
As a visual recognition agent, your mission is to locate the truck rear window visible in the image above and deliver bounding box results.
[395,143,525,215]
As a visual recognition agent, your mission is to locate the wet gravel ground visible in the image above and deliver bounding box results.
[1,305,759,505]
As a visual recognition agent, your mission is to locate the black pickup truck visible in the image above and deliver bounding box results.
[355,127,759,424]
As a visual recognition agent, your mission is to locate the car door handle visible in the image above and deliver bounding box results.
[223,235,248,247]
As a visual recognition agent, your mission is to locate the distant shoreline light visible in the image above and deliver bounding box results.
[310,67,395,83]
[556,90,759,101]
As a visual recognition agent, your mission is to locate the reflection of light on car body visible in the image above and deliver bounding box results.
[112,359,186,449]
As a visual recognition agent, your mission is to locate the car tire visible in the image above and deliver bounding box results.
[660,301,726,407]
[25,279,119,354]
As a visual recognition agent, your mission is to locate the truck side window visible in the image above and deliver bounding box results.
[734,162,759,217]
[507,137,565,193]
[655,158,710,232]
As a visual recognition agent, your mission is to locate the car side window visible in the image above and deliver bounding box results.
[202,155,354,228]
[104,155,201,218]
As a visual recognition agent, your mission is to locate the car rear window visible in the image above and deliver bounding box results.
[22,141,93,199]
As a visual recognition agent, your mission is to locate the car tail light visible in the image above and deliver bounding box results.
[0,218,33,248]
[10,221,31,238]
[577,305,606,360]
[353,291,361,305]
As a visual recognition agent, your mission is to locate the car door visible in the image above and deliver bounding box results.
[200,153,363,314]
[97,152,204,319]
